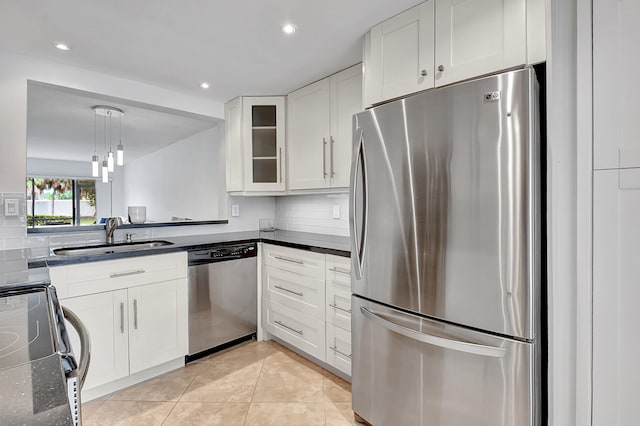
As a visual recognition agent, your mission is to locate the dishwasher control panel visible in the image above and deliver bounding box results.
[188,243,256,265]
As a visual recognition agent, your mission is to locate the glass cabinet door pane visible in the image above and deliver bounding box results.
[252,105,276,127]
[252,129,277,157]
[253,159,278,183]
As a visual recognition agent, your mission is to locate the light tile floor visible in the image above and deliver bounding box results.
[81,340,356,425]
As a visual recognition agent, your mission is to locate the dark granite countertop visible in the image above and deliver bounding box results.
[0,354,73,425]
[26,230,351,269]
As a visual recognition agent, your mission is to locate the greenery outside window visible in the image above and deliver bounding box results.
[26,177,97,227]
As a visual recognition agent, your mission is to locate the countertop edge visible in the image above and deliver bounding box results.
[29,232,351,269]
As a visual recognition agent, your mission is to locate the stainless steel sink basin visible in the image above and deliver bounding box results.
[53,240,174,256]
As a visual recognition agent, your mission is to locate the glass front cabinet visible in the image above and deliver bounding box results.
[225,96,286,193]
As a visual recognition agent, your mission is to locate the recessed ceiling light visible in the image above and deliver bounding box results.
[200,82,210,89]
[282,24,296,35]
[54,42,71,51]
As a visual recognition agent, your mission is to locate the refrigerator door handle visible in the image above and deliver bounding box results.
[350,127,367,280]
[360,307,507,358]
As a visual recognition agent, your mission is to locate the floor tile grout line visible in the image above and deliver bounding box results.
[175,369,199,403]
[159,401,178,426]
[244,345,270,425]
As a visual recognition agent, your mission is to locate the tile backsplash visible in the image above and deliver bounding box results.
[0,192,27,251]
[275,194,350,236]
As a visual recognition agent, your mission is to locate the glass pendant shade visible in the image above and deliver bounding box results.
[91,155,99,177]
[102,160,109,183]
[107,151,115,172]
[117,144,124,166]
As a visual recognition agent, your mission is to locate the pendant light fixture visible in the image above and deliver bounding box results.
[91,105,124,182]
[91,111,99,177]
[117,113,124,166]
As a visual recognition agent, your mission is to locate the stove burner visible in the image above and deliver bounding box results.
[0,290,54,369]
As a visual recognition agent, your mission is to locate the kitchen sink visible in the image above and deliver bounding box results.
[53,240,174,256]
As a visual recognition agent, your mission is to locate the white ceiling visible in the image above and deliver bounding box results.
[0,0,423,103]
[27,81,220,162]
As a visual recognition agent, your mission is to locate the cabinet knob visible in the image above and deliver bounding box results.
[437,65,445,72]
[420,69,428,77]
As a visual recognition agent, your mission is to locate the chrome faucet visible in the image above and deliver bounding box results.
[105,217,123,244]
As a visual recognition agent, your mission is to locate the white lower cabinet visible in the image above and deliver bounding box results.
[261,244,352,378]
[62,290,129,390]
[325,255,352,377]
[128,279,188,374]
[52,252,188,397]
[326,323,352,377]
[263,298,326,361]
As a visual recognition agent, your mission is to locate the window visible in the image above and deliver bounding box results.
[26,177,97,227]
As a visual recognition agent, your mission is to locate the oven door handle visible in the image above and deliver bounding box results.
[63,307,91,389]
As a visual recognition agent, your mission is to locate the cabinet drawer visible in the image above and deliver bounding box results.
[263,244,325,279]
[326,281,351,331]
[326,254,351,330]
[263,298,325,362]
[326,254,351,287]
[52,252,187,299]
[326,323,352,377]
[263,266,325,319]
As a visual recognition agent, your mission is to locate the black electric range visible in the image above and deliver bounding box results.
[0,282,78,425]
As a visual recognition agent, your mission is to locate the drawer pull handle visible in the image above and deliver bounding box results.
[133,299,138,330]
[329,303,351,314]
[120,302,125,334]
[110,269,145,279]
[329,346,352,359]
[328,267,350,275]
[274,255,304,265]
[275,285,303,297]
[275,320,304,336]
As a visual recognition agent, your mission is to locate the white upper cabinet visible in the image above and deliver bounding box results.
[225,96,286,194]
[364,0,542,107]
[288,65,362,190]
[364,1,435,107]
[434,0,526,87]
[330,65,364,188]
[288,79,332,190]
[225,97,244,192]
[593,0,640,169]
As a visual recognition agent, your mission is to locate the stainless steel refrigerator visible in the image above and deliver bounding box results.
[350,68,541,426]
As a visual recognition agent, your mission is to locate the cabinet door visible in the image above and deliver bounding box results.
[128,278,188,374]
[593,0,640,169]
[365,1,435,106]
[225,97,244,192]
[62,290,129,390]
[326,323,352,377]
[434,0,526,87]
[287,79,331,190]
[593,169,640,426]
[330,65,362,188]
[242,97,286,192]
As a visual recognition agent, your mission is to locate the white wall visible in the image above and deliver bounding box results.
[123,126,225,222]
[275,194,349,236]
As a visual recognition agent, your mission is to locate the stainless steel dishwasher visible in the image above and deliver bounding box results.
[187,243,257,361]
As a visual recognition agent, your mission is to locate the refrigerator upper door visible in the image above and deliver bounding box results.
[352,296,538,426]
[350,68,540,340]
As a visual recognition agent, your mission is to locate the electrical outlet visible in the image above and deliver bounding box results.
[332,205,340,219]
[4,198,19,217]
[231,204,240,217]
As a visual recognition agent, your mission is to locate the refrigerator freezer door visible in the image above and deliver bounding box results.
[350,68,540,340]
[352,296,538,426]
